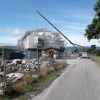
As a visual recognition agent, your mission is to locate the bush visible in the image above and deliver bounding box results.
[96,50,100,56]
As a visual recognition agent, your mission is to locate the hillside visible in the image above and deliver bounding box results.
[0,46,17,50]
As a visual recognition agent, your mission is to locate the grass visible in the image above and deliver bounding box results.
[0,67,64,100]
[96,56,100,62]
[94,56,100,67]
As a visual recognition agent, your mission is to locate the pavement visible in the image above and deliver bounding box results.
[31,58,100,100]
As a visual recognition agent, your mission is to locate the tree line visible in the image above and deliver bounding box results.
[87,45,100,56]
[0,48,14,58]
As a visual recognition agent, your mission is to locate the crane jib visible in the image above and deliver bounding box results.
[36,11,85,51]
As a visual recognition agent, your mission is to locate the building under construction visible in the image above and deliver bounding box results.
[18,29,65,59]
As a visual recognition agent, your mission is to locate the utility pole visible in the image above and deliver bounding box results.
[37,44,40,74]
[2,48,6,90]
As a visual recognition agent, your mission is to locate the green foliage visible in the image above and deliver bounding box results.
[91,45,96,51]
[85,0,100,40]
[87,45,100,56]
[94,0,100,17]
[96,49,100,56]
[88,45,97,54]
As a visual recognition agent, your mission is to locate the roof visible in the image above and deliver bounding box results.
[21,28,59,40]
[43,47,59,51]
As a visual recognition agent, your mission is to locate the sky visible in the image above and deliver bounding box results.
[0,0,99,46]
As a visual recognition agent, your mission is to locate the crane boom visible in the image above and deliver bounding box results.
[36,11,87,51]
[36,11,77,49]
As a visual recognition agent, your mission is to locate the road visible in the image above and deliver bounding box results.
[31,59,100,100]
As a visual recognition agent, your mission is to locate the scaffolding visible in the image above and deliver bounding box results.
[18,29,65,59]
[18,29,64,50]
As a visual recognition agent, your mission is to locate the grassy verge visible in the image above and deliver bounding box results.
[0,67,64,100]
[96,56,100,62]
[95,56,100,67]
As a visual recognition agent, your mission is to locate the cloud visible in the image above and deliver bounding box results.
[51,9,94,20]
[5,28,25,37]
[0,28,26,46]
[74,14,94,20]
[65,35,100,46]
[54,21,86,34]
[66,23,86,30]
[53,19,86,30]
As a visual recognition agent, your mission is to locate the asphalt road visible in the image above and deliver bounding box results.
[31,59,100,100]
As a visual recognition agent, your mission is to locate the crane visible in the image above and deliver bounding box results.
[36,11,86,52]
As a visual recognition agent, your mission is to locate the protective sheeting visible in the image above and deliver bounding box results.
[18,29,64,50]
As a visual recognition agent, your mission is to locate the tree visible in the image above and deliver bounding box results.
[85,0,100,41]
[87,45,96,54]
[94,0,100,17]
[91,45,96,51]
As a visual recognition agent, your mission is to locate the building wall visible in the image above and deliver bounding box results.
[18,29,65,59]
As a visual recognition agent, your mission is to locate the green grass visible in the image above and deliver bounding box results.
[96,56,100,62]
[95,56,100,67]
[0,68,63,100]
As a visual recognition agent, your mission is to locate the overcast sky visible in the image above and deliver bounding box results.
[0,0,99,46]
